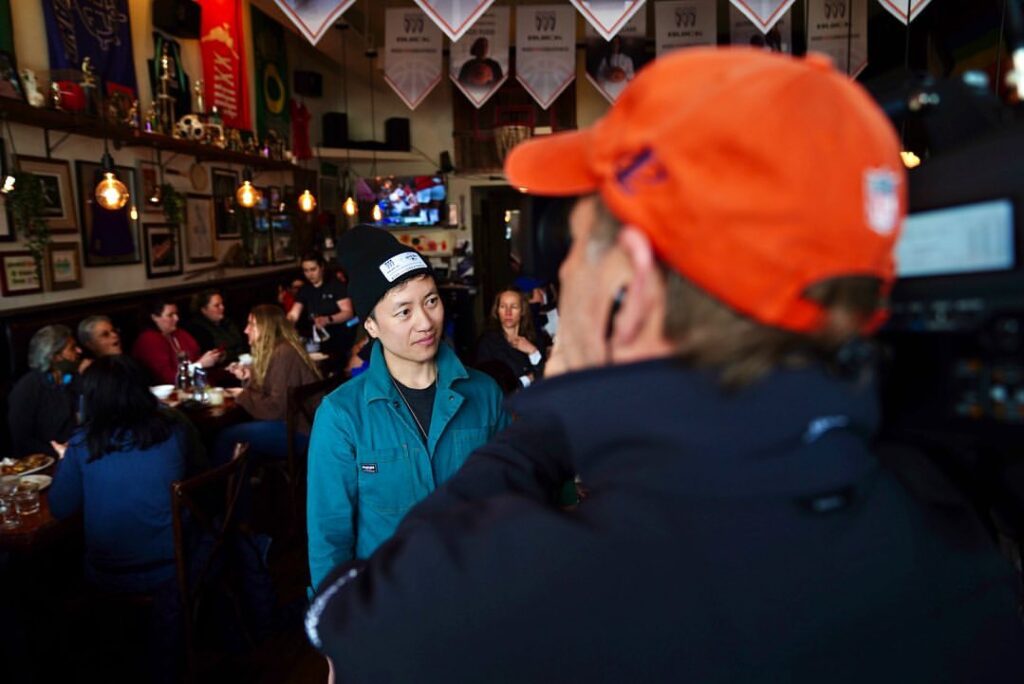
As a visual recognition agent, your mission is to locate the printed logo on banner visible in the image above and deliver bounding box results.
[729,4,793,53]
[42,0,138,93]
[585,12,651,103]
[655,1,717,55]
[876,0,933,24]
[414,0,496,42]
[273,0,356,45]
[385,8,444,110]
[201,0,251,130]
[516,5,576,109]
[449,7,509,109]
[807,0,868,77]
[571,0,647,41]
[728,0,797,33]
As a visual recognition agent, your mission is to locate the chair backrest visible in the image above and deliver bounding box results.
[285,374,345,475]
[170,441,250,675]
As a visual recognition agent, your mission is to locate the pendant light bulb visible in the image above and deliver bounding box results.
[343,196,357,217]
[236,180,261,208]
[900,150,921,169]
[2,175,15,194]
[372,203,382,223]
[299,189,317,213]
[129,205,139,221]
[95,171,129,211]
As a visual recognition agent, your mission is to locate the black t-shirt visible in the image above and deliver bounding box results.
[298,278,349,319]
[394,379,436,444]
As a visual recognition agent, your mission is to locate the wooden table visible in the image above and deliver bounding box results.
[0,472,80,552]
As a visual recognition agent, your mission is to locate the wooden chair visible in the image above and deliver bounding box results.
[171,441,251,680]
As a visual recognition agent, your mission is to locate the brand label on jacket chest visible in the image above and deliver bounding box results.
[360,463,378,473]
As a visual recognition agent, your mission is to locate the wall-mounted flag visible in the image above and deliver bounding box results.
[415,0,496,42]
[730,4,792,53]
[450,6,509,108]
[655,1,718,55]
[273,0,355,45]
[42,0,138,94]
[585,12,650,103]
[201,0,251,130]
[807,0,868,77]
[876,0,933,24]
[727,0,796,33]
[385,8,443,110]
[516,5,576,110]
[572,0,647,41]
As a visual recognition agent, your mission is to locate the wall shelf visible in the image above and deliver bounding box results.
[313,146,431,164]
[0,99,295,171]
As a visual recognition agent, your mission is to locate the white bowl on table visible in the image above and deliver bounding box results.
[150,384,175,401]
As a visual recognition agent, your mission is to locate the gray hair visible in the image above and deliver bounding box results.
[27,324,74,372]
[77,315,111,348]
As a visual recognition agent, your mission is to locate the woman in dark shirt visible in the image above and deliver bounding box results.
[286,251,355,358]
[183,289,248,363]
[475,288,550,393]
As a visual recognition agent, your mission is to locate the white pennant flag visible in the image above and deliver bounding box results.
[516,5,576,109]
[384,9,443,110]
[414,0,496,42]
[585,12,650,103]
[875,0,933,24]
[450,7,509,108]
[572,0,647,41]
[655,1,717,55]
[807,0,868,77]
[727,0,796,33]
[273,0,355,45]
[730,4,792,53]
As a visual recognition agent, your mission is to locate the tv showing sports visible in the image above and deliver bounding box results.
[355,175,447,227]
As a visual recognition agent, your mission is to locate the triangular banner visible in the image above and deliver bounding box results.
[727,0,797,33]
[273,0,355,45]
[876,0,933,24]
[450,6,509,108]
[414,0,496,42]
[585,12,650,103]
[729,4,793,52]
[807,0,868,77]
[571,0,647,41]
[655,0,718,55]
[516,5,576,110]
[385,8,443,110]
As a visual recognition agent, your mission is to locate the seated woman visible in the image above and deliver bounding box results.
[475,288,549,392]
[50,355,187,594]
[7,325,82,458]
[183,289,248,364]
[131,297,222,385]
[214,304,321,464]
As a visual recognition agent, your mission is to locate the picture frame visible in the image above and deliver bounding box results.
[137,159,163,213]
[45,241,82,291]
[0,49,25,102]
[268,186,282,212]
[143,223,183,278]
[270,212,294,264]
[184,193,216,263]
[15,156,78,233]
[0,139,12,242]
[76,160,140,266]
[0,251,42,295]
[211,167,239,238]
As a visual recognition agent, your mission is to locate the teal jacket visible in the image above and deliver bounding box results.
[307,341,508,592]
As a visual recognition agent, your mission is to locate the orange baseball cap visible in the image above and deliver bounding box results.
[505,48,906,333]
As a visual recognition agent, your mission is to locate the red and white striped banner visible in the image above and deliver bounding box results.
[516,5,576,109]
[414,0,496,42]
[200,0,251,130]
[571,0,647,41]
[384,8,443,110]
[727,0,796,33]
[273,0,355,45]
[875,0,933,24]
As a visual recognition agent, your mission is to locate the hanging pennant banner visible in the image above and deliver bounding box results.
[252,6,290,145]
[201,0,251,130]
[807,0,868,77]
[876,0,933,24]
[273,0,355,45]
[730,4,792,53]
[516,5,576,110]
[449,6,509,109]
[414,0,496,43]
[727,0,796,33]
[655,1,717,55]
[572,0,647,41]
[385,8,443,110]
[42,0,138,94]
[585,12,651,103]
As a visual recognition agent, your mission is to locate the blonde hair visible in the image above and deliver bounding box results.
[248,304,321,388]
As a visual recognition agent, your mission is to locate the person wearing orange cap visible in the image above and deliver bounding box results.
[304,48,1024,681]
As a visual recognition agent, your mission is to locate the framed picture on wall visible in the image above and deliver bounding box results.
[16,156,78,233]
[270,213,294,264]
[185,194,216,263]
[76,160,140,266]
[45,241,82,291]
[0,251,42,295]
[211,167,239,238]
[0,139,12,242]
[268,186,282,212]
[137,159,163,213]
[143,223,183,278]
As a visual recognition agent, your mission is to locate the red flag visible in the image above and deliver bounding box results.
[200,0,251,130]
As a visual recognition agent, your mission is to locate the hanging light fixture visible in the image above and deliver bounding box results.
[95,151,129,211]
[129,205,139,220]
[299,188,317,213]
[236,167,262,208]
[372,203,382,223]
[343,196,357,217]
[340,21,356,217]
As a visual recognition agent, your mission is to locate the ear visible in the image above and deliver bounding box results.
[363,315,379,340]
[609,226,662,347]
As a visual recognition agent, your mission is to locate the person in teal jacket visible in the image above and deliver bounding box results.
[307,227,508,592]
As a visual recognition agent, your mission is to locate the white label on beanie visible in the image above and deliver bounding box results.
[864,169,900,235]
[380,251,428,282]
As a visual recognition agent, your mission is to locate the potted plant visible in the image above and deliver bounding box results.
[7,171,50,279]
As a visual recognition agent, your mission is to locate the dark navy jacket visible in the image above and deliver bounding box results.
[306,359,1024,683]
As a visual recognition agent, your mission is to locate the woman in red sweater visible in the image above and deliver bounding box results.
[131,297,223,385]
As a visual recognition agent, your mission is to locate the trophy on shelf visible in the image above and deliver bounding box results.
[81,57,98,116]
[156,45,176,135]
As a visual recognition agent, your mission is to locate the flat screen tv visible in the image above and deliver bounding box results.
[355,175,447,227]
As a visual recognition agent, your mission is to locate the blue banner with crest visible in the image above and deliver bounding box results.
[42,0,138,93]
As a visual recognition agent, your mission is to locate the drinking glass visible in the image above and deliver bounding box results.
[13,487,40,516]
[0,476,20,529]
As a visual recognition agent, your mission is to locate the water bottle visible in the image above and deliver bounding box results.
[192,367,207,403]
[175,353,191,391]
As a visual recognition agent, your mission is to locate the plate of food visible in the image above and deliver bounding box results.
[19,474,52,491]
[0,454,55,477]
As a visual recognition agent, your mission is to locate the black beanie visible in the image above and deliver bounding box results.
[336,225,433,320]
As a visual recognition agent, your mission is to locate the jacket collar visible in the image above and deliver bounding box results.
[363,340,469,404]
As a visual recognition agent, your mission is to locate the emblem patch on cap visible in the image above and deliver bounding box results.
[864,169,900,235]
[379,251,427,283]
